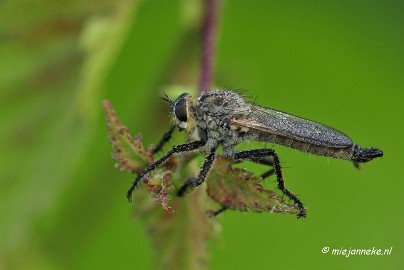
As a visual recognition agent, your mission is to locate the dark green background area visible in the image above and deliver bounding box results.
[1,1,403,269]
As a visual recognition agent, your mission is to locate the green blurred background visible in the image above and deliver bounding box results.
[1,0,403,269]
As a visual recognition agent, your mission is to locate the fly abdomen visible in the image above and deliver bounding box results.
[251,129,383,168]
[249,129,355,160]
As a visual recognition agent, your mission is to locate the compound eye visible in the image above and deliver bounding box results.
[174,97,188,122]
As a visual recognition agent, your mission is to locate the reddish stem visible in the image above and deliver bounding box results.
[199,0,219,93]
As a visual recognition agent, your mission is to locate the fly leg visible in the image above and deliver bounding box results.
[127,140,206,202]
[234,149,306,218]
[153,125,176,154]
[248,157,275,179]
[177,147,217,196]
[206,206,228,218]
[208,157,275,217]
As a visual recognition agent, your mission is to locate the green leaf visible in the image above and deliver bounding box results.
[103,100,218,269]
[207,156,302,215]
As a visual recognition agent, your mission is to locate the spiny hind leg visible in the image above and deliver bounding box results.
[234,148,306,218]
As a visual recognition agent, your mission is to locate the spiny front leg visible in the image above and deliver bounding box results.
[177,147,217,197]
[153,125,176,154]
[127,140,206,202]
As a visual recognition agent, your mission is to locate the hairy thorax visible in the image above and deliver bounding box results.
[191,90,252,156]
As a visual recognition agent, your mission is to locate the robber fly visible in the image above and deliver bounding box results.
[127,90,383,218]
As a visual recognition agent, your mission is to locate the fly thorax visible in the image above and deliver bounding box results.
[198,90,251,128]
[206,115,220,130]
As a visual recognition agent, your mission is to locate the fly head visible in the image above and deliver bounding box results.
[171,93,198,134]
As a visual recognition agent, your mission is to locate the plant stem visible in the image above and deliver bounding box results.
[199,0,219,93]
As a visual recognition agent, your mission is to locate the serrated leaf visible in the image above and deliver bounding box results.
[102,100,154,173]
[207,156,302,215]
[103,100,218,270]
[103,99,178,213]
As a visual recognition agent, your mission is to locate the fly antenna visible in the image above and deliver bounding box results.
[161,92,173,105]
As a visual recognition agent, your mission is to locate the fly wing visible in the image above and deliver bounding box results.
[230,105,353,148]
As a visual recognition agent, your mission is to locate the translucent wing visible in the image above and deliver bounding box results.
[230,105,353,148]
